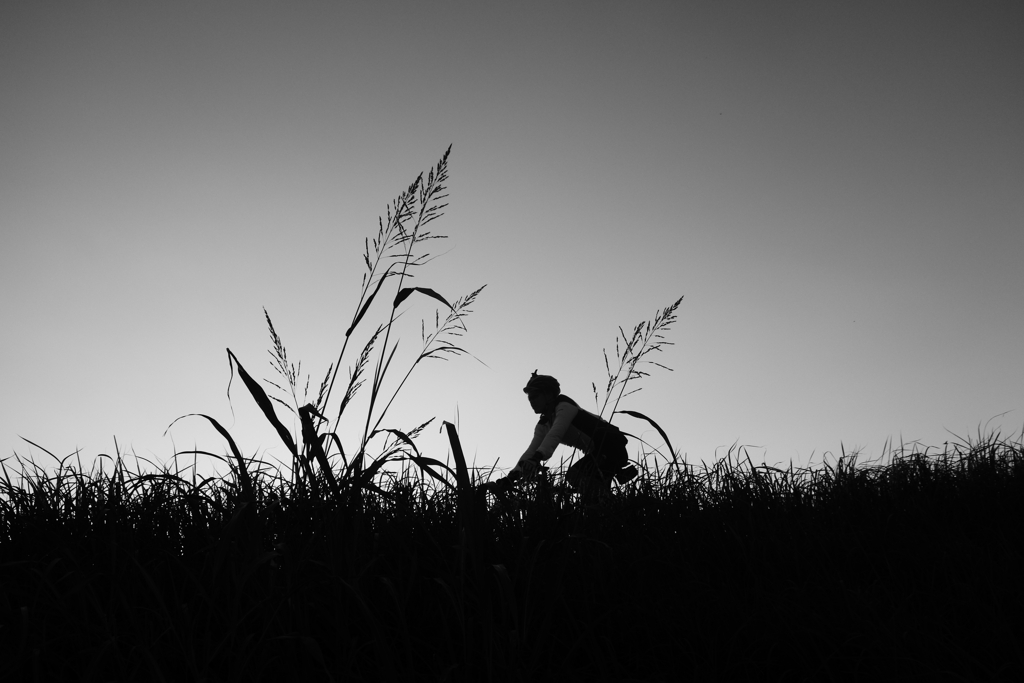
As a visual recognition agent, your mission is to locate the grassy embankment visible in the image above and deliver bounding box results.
[3,149,1021,680]
[2,432,1022,682]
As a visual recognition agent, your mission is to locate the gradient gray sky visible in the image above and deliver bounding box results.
[3,1,1022,478]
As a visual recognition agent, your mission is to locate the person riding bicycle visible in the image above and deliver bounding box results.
[510,371,630,500]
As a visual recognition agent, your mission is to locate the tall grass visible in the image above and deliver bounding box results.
[3,150,1023,680]
[593,295,683,422]
[171,146,483,506]
[3,430,1023,681]
[588,296,683,471]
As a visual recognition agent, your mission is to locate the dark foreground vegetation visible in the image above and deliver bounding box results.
[5,150,1020,680]
[2,431,1023,682]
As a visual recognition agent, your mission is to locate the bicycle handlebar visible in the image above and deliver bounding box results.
[479,463,549,492]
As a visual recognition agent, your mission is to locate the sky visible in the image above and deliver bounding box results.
[2,1,1022,482]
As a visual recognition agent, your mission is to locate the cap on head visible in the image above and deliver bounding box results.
[523,370,560,395]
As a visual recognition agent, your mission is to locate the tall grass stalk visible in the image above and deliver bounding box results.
[589,296,684,467]
[593,295,682,422]
[178,146,482,502]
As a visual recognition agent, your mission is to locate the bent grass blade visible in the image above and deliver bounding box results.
[616,409,678,468]
[166,414,254,503]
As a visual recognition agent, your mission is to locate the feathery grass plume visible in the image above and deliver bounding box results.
[352,148,455,470]
[338,327,380,428]
[224,349,298,470]
[418,285,487,363]
[366,285,488,436]
[262,308,306,417]
[199,146,483,499]
[593,295,683,422]
[588,296,683,471]
[321,146,451,425]
[263,307,335,420]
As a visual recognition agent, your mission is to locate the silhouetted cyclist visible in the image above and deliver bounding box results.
[511,371,631,501]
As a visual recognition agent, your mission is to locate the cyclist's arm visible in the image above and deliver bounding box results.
[512,423,547,474]
[535,401,578,459]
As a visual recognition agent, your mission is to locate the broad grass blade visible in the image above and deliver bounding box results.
[372,428,456,489]
[616,409,677,465]
[346,266,394,337]
[18,437,58,461]
[442,421,470,492]
[167,413,254,502]
[299,404,339,498]
[354,453,395,492]
[394,287,453,310]
[325,432,348,470]
[406,456,457,490]
[442,421,480,553]
[227,349,298,459]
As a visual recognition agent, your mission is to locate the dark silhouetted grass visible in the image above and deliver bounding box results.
[3,430,1023,681]
[5,151,1021,681]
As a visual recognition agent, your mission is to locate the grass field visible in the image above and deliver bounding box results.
[2,430,1023,682]
[4,151,1021,681]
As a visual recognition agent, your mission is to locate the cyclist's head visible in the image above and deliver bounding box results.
[524,371,559,414]
[523,371,559,397]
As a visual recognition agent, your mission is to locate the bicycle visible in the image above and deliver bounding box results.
[479,459,639,506]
